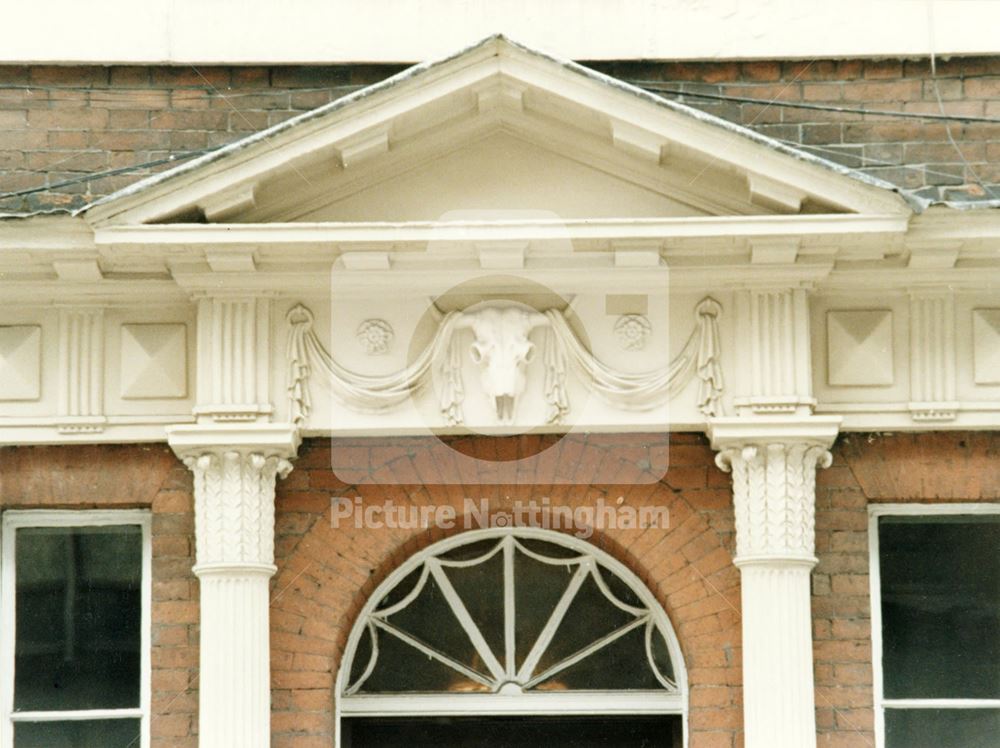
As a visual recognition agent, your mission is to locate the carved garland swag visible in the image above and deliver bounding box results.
[286,297,723,426]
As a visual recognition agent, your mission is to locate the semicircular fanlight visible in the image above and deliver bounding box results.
[342,531,679,697]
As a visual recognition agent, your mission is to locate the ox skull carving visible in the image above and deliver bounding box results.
[455,307,549,423]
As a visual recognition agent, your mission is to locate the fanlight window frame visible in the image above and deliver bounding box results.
[336,527,688,739]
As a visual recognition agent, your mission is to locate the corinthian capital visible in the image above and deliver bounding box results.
[184,450,293,570]
[167,424,299,573]
[709,416,839,566]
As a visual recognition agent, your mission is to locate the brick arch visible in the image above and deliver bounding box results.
[270,434,742,747]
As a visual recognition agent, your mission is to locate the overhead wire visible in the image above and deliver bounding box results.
[0,80,998,124]
[3,66,1000,201]
[923,1,997,197]
[630,83,1000,124]
[0,149,215,199]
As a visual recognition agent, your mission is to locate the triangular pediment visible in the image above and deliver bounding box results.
[83,35,910,228]
[249,131,723,223]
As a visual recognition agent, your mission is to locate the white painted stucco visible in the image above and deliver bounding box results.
[1,0,994,64]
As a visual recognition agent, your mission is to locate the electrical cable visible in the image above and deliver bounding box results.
[0,148,215,199]
[0,80,998,124]
[4,72,1000,200]
[630,82,1000,124]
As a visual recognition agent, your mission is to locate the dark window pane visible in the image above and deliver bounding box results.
[649,620,676,686]
[439,538,503,563]
[343,714,682,748]
[442,549,505,665]
[534,572,635,675]
[879,516,1000,699]
[358,625,489,693]
[885,708,1000,748]
[514,538,580,561]
[14,525,143,711]
[347,624,375,690]
[376,567,423,613]
[595,565,644,609]
[15,718,141,748]
[535,624,661,691]
[512,550,577,672]
[385,575,487,679]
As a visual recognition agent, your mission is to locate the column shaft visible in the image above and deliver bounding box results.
[198,571,273,747]
[740,562,816,747]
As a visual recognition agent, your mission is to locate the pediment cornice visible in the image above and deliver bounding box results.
[79,36,910,229]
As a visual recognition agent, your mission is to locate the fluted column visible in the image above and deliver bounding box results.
[710,417,839,748]
[168,424,298,748]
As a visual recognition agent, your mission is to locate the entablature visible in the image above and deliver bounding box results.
[2,37,999,443]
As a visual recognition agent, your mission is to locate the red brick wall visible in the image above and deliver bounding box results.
[812,432,1000,747]
[0,444,199,747]
[2,57,1000,213]
[2,432,998,747]
[592,58,1000,198]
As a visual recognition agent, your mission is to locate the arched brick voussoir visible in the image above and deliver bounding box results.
[272,435,744,745]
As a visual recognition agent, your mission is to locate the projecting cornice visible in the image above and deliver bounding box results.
[6,211,1000,299]
[91,214,909,247]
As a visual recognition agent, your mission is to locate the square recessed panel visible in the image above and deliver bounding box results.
[0,325,41,400]
[827,309,894,386]
[120,323,187,399]
[972,309,1000,385]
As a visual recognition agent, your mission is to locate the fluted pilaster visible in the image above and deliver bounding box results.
[168,424,298,748]
[739,563,817,747]
[710,416,839,748]
[56,307,105,433]
[197,571,273,747]
[733,288,815,416]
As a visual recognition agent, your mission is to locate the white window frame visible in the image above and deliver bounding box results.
[335,526,688,747]
[869,503,1000,748]
[0,509,152,748]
